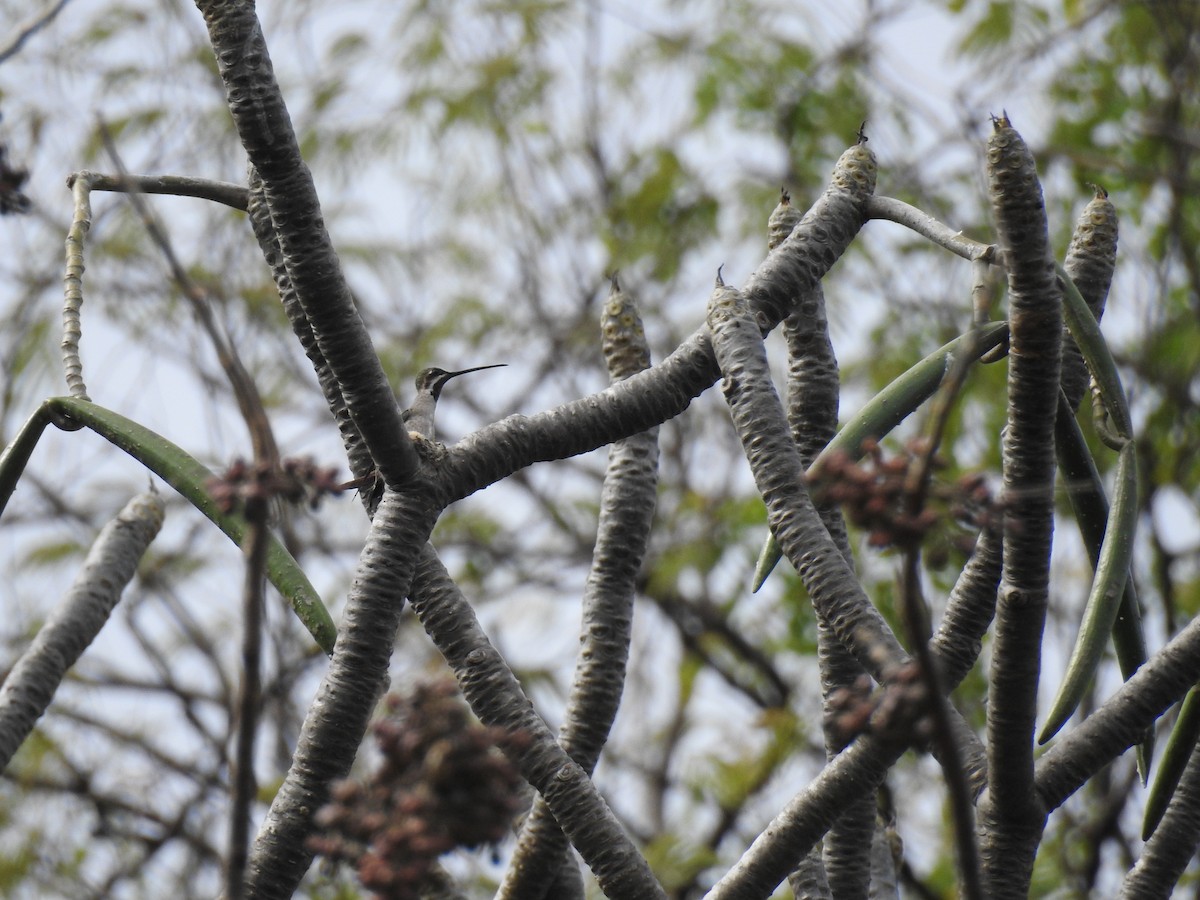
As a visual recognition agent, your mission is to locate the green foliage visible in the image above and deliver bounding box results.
[603,149,719,280]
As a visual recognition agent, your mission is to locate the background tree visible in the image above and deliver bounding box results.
[0,1,1197,898]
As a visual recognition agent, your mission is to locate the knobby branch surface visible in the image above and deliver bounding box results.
[706,273,905,685]
[978,116,1061,898]
[61,172,93,402]
[1036,604,1200,812]
[0,491,164,769]
[1060,186,1117,412]
[439,143,885,504]
[499,279,660,900]
[195,0,417,487]
[704,733,903,900]
[774,186,871,894]
[245,488,440,900]
[409,546,667,900]
[1119,734,1200,898]
[244,169,375,496]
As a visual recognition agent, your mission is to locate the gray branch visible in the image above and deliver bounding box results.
[410,546,667,900]
[0,491,164,770]
[195,0,417,487]
[244,489,440,899]
[498,280,659,899]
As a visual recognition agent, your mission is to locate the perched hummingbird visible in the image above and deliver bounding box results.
[402,364,506,441]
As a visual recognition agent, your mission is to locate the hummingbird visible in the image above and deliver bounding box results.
[336,363,506,498]
[402,364,506,442]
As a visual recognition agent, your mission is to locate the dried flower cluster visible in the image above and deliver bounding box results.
[807,439,999,559]
[0,137,30,215]
[207,456,341,516]
[826,661,933,747]
[308,681,527,900]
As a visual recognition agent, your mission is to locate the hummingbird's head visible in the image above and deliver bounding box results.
[413,364,506,401]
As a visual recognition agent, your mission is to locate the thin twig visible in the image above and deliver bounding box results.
[0,0,72,64]
[893,266,996,900]
[227,500,270,900]
[95,124,278,465]
[94,127,278,898]
[62,173,92,400]
[73,170,249,211]
[867,195,995,263]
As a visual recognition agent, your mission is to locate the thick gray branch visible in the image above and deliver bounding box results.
[0,491,164,769]
[410,547,667,900]
[194,0,416,486]
[1118,734,1200,898]
[245,170,374,492]
[499,283,660,900]
[1036,609,1200,811]
[439,141,879,502]
[244,487,440,899]
[977,119,1061,898]
[706,276,905,680]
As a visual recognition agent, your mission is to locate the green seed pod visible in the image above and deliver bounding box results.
[767,188,802,251]
[600,273,651,382]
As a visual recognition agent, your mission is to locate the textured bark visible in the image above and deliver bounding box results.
[704,735,902,900]
[0,492,163,769]
[244,488,439,899]
[978,117,1062,898]
[770,182,876,898]
[1036,607,1200,812]
[706,274,906,680]
[195,0,416,486]
[1118,734,1200,898]
[245,170,374,491]
[498,281,659,900]
[410,548,666,900]
[439,142,878,504]
[787,848,832,900]
[930,526,1003,690]
[786,284,873,897]
[1060,188,1118,412]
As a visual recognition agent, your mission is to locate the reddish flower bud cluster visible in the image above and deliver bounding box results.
[308,681,527,900]
[807,439,999,560]
[826,661,933,748]
[207,456,341,516]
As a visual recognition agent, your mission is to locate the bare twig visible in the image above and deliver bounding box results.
[867,195,995,263]
[227,501,270,900]
[73,170,249,211]
[95,125,279,465]
[62,173,93,400]
[0,0,72,65]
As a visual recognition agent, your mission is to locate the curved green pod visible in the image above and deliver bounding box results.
[1039,438,1137,744]
[1057,264,1132,442]
[1047,388,1150,777]
[0,404,55,520]
[24,397,338,654]
[1144,687,1200,840]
